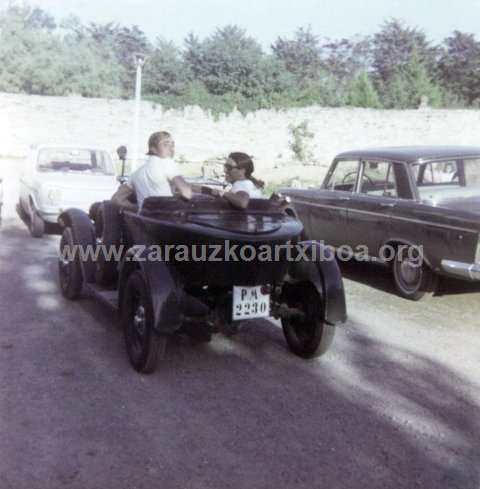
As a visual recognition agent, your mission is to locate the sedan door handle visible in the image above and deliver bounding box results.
[380,202,395,208]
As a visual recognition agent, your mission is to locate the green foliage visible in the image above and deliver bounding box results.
[184,25,264,97]
[438,31,480,104]
[2,3,480,111]
[288,120,315,163]
[380,52,442,108]
[372,19,437,87]
[346,72,380,108]
[272,27,323,86]
[143,38,189,95]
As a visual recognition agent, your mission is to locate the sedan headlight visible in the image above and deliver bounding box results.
[47,189,63,205]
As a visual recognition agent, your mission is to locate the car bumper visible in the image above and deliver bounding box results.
[38,205,91,223]
[441,260,480,281]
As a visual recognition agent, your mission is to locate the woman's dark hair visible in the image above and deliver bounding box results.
[228,152,264,189]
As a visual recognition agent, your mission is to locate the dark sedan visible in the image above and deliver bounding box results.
[283,146,480,300]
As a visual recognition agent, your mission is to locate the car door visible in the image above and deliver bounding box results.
[346,160,400,257]
[308,159,360,248]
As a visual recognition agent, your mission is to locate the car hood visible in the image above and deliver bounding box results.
[35,172,117,190]
[34,172,119,211]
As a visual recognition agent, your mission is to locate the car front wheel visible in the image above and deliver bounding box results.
[58,227,83,299]
[392,246,436,301]
[122,270,166,373]
[29,210,45,238]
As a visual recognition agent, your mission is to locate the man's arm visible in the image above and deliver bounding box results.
[111,184,138,212]
[171,176,193,200]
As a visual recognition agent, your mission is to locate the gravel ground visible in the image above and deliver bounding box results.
[0,159,479,489]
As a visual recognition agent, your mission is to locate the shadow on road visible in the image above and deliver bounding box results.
[0,218,479,489]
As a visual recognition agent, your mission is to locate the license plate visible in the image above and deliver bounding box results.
[232,286,270,321]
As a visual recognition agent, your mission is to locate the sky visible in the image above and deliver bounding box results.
[10,0,480,48]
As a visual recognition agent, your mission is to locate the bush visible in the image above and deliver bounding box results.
[288,120,315,163]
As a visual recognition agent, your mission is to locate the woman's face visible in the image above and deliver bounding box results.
[224,157,246,183]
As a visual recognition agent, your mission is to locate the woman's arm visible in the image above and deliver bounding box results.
[213,188,249,209]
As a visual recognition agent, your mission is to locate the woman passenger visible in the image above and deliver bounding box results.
[214,152,264,209]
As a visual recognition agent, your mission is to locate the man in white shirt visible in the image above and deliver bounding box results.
[111,131,192,210]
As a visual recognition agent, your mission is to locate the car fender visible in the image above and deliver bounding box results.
[118,247,183,335]
[382,237,434,269]
[288,240,347,325]
[58,208,96,283]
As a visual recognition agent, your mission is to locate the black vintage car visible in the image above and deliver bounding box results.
[57,195,346,373]
[282,146,480,300]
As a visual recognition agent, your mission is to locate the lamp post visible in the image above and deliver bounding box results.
[132,52,146,171]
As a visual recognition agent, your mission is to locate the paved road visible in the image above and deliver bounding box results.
[1,219,479,489]
[1,159,480,489]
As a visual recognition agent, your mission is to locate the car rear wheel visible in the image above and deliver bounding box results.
[58,227,83,299]
[122,270,166,373]
[281,281,335,358]
[392,245,436,301]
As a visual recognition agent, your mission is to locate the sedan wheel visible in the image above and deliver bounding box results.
[392,246,435,301]
[122,270,166,373]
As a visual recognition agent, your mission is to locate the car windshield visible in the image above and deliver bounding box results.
[37,148,115,175]
[414,158,480,199]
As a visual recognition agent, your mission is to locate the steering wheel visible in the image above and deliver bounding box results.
[342,172,374,187]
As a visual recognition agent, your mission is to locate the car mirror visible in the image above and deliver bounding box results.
[369,162,378,169]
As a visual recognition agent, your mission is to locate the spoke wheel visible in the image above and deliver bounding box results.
[281,281,335,359]
[122,270,166,373]
[58,227,83,299]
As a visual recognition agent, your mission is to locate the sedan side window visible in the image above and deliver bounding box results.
[360,161,398,198]
[324,160,359,192]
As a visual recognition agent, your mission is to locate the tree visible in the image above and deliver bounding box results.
[143,38,189,95]
[380,52,442,108]
[372,19,437,88]
[271,26,323,85]
[86,22,151,95]
[183,25,264,96]
[438,31,480,104]
[346,72,380,107]
[322,36,372,84]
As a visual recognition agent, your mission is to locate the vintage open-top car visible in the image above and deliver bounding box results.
[57,194,347,373]
[282,146,480,300]
[18,145,119,237]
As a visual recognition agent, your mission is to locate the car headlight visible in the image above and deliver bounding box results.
[47,189,63,205]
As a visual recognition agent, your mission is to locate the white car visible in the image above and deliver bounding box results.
[19,145,120,237]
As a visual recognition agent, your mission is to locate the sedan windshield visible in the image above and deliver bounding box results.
[37,148,115,176]
[414,158,480,199]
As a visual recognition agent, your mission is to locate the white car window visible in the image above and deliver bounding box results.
[37,148,115,175]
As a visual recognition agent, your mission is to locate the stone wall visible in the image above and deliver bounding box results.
[2,92,480,184]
